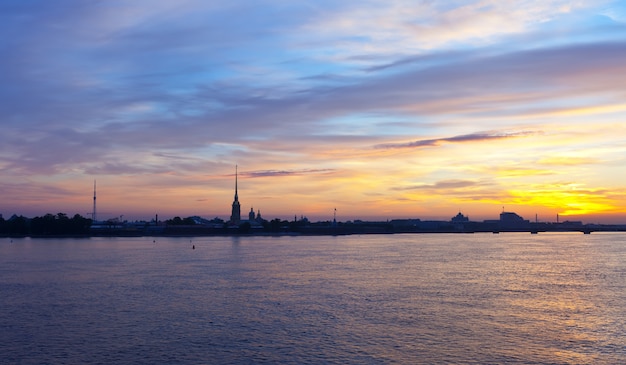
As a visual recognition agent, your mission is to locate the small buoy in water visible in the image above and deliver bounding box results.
[192,245,195,250]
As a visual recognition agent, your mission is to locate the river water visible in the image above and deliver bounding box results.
[1,233,625,364]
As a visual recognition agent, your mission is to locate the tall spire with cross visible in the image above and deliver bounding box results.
[230,165,241,224]
[234,165,238,201]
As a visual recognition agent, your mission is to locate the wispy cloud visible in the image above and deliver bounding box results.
[394,179,483,191]
[243,169,336,178]
[538,157,599,166]
[375,131,537,150]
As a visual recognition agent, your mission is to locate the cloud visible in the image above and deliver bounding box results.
[83,163,170,176]
[395,179,482,191]
[538,157,599,166]
[374,131,537,150]
[296,0,605,60]
[243,169,336,178]
[3,21,625,177]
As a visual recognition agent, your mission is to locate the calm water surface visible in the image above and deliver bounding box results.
[1,233,625,364]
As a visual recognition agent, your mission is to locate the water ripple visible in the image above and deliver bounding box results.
[1,233,625,364]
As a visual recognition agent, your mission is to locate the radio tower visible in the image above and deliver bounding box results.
[93,180,97,222]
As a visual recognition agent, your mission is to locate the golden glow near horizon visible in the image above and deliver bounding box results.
[1,1,626,223]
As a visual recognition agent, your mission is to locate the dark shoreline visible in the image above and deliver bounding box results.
[3,226,626,239]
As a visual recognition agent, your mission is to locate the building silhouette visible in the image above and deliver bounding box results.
[451,212,469,223]
[499,211,530,230]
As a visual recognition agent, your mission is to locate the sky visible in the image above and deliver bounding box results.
[1,0,626,223]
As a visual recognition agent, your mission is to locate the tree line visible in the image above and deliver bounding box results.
[0,213,92,236]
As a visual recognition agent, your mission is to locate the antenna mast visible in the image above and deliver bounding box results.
[93,180,97,222]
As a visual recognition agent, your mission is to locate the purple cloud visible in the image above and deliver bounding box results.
[243,169,336,178]
[374,131,538,150]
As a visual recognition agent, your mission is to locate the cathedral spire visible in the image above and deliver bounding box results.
[230,165,241,224]
[234,165,239,202]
